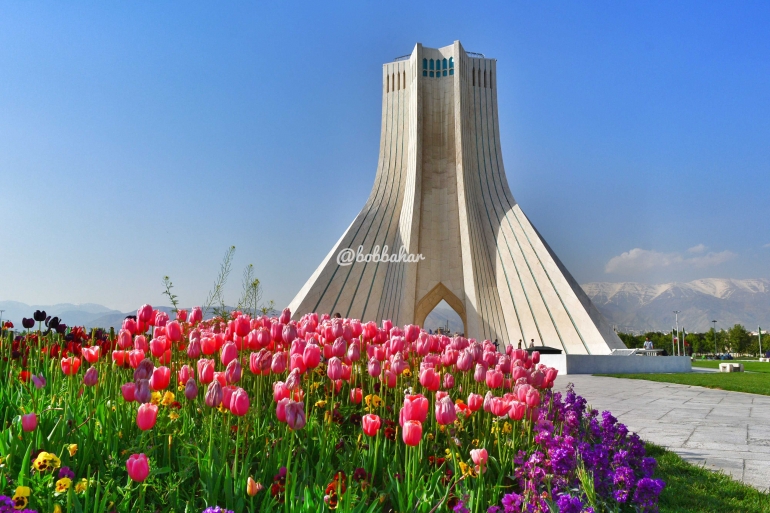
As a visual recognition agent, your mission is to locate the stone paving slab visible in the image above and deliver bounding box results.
[555,375,770,491]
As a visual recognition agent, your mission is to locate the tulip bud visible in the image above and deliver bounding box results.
[134,379,152,404]
[21,412,37,432]
[247,476,263,496]
[126,453,150,482]
[184,378,198,400]
[83,366,98,387]
[205,380,223,408]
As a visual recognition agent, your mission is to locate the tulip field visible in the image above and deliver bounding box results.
[0,306,664,512]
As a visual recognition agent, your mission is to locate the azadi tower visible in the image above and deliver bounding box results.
[289,41,625,354]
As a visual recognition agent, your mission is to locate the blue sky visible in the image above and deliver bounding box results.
[1,2,768,312]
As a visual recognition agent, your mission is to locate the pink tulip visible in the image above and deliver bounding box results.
[136,403,158,431]
[285,400,306,430]
[126,453,150,482]
[82,346,100,363]
[474,363,487,383]
[234,315,251,338]
[128,350,145,369]
[400,395,429,426]
[154,311,169,327]
[362,414,381,436]
[467,393,483,412]
[532,351,540,364]
[189,306,203,325]
[470,448,488,472]
[225,359,243,384]
[282,323,298,345]
[176,309,188,322]
[443,372,455,389]
[456,350,474,372]
[197,359,215,384]
[303,344,321,369]
[525,388,541,408]
[178,365,193,384]
[435,394,458,425]
[134,335,148,352]
[276,397,289,422]
[166,321,182,342]
[367,358,381,378]
[279,308,291,325]
[83,366,98,387]
[485,369,504,389]
[285,369,301,390]
[483,391,494,413]
[273,381,290,402]
[350,387,363,404]
[419,367,440,392]
[220,342,238,367]
[327,357,343,380]
[289,353,306,374]
[150,366,171,391]
[230,387,250,416]
[489,396,509,417]
[138,304,153,323]
[122,318,138,336]
[402,420,422,446]
[271,352,287,374]
[31,373,46,389]
[509,400,526,421]
[21,412,37,432]
[516,384,533,403]
[347,341,361,362]
[250,349,272,375]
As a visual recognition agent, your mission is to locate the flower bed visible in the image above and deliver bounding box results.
[0,307,663,512]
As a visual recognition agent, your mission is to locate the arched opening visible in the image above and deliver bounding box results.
[414,282,467,336]
[423,300,464,336]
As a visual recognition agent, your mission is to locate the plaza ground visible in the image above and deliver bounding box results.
[556,375,770,491]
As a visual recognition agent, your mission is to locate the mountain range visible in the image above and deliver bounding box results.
[3,278,769,334]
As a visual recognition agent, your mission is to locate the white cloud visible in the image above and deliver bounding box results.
[763,243,770,248]
[605,247,736,274]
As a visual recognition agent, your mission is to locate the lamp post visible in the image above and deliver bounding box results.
[712,320,718,356]
[674,311,680,356]
[759,326,763,357]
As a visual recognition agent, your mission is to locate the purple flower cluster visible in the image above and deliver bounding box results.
[487,385,665,512]
[201,507,234,513]
[0,495,36,513]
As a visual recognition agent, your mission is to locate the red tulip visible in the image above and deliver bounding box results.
[150,366,171,391]
[402,420,422,446]
[134,335,149,352]
[61,356,81,376]
[362,414,381,436]
[350,388,363,404]
[128,350,145,368]
[112,350,128,367]
[176,309,188,322]
[126,453,150,482]
[21,412,37,432]
[234,315,250,338]
[136,403,158,431]
[201,336,217,355]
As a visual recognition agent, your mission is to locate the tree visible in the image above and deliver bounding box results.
[726,324,751,355]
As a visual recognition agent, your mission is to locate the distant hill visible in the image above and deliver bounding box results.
[581,278,770,333]
[0,301,176,330]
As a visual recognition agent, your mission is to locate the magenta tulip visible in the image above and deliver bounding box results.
[230,387,250,416]
[83,366,98,387]
[138,304,153,323]
[126,453,150,482]
[184,378,198,400]
[150,366,171,391]
[189,306,203,325]
[21,412,37,432]
[166,320,182,342]
[435,394,457,425]
[327,357,343,380]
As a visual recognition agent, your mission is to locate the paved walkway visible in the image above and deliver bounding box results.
[555,375,770,490]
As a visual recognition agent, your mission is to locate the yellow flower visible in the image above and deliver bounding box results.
[502,422,512,434]
[14,486,31,497]
[33,452,60,472]
[402,368,412,377]
[458,461,477,478]
[68,444,78,457]
[364,394,382,410]
[151,391,162,405]
[75,478,88,493]
[314,400,327,408]
[427,433,435,441]
[218,404,229,414]
[472,438,480,447]
[55,477,72,493]
[177,383,185,392]
[168,412,180,421]
[53,504,63,513]
[161,391,176,406]
[12,494,29,510]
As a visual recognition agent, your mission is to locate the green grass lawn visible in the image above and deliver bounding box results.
[599,371,770,396]
[692,360,770,373]
[649,444,770,512]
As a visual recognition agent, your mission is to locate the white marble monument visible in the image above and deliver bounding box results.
[288,41,626,354]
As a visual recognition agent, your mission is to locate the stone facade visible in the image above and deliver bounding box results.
[288,41,626,354]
